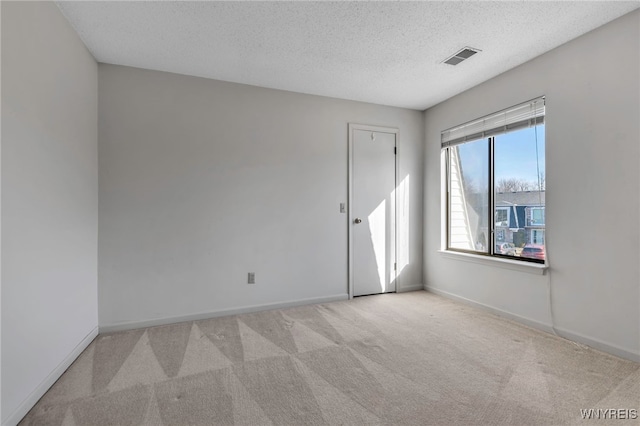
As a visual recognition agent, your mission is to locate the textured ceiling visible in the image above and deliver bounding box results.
[56,1,639,110]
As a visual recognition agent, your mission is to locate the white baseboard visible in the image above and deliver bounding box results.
[425,285,639,363]
[3,326,99,426]
[397,283,424,293]
[549,326,639,363]
[100,293,350,333]
[425,285,555,333]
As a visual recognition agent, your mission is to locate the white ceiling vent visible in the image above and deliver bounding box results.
[443,47,481,65]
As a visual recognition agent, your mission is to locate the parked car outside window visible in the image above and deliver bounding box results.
[495,242,517,256]
[521,244,545,261]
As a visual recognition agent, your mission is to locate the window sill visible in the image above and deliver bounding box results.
[437,250,547,275]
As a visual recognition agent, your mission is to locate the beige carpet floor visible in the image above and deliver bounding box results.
[20,291,639,425]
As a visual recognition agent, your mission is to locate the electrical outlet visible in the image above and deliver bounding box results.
[248,272,255,284]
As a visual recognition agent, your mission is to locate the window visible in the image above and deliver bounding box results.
[530,207,545,226]
[531,229,545,244]
[495,208,509,227]
[443,97,546,263]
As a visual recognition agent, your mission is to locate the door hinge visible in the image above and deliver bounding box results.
[394,262,397,271]
[394,147,397,155]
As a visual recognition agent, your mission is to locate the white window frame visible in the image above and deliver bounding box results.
[495,207,510,228]
[441,96,546,266]
[531,229,545,244]
[530,207,545,226]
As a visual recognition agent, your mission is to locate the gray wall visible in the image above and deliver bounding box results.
[98,64,424,329]
[424,10,639,361]
[1,2,98,424]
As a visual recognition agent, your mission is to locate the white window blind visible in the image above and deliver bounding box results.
[441,97,545,148]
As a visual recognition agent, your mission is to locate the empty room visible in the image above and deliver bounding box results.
[1,1,639,425]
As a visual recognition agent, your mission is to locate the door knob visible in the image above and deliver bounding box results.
[354,218,362,224]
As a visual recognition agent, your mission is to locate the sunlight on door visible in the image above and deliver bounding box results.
[365,174,410,294]
[367,199,387,293]
[394,174,410,275]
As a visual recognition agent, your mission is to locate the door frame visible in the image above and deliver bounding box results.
[348,123,400,299]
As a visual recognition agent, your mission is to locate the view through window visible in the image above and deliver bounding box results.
[443,98,546,263]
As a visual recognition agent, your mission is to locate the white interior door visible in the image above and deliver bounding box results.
[350,125,397,297]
